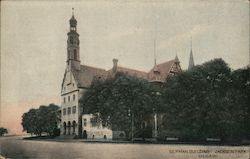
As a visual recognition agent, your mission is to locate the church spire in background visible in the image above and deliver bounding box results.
[154,39,157,66]
[188,37,195,70]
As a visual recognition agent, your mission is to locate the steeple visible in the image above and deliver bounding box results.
[154,39,157,66]
[175,54,180,63]
[188,37,195,70]
[67,8,80,71]
[70,8,77,32]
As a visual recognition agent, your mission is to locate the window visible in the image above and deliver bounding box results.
[83,118,87,127]
[64,97,66,103]
[63,108,66,115]
[72,106,76,114]
[67,107,71,115]
[70,37,73,44]
[102,121,107,128]
[74,49,77,60]
[73,94,76,101]
[90,118,97,127]
[68,96,70,102]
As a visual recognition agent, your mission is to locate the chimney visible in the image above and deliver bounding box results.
[113,58,118,72]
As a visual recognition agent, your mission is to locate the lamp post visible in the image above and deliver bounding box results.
[153,108,157,138]
[128,107,134,142]
[152,91,161,139]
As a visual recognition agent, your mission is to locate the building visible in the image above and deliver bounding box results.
[60,12,191,139]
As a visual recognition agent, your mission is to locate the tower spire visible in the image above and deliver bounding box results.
[154,39,156,66]
[67,10,80,70]
[188,37,195,70]
[191,36,192,51]
[175,51,179,63]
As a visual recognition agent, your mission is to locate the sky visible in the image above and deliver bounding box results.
[1,0,249,134]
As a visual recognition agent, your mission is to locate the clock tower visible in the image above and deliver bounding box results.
[67,8,80,71]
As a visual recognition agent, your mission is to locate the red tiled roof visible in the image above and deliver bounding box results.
[72,58,181,88]
[74,65,107,88]
[148,59,177,81]
[108,66,148,79]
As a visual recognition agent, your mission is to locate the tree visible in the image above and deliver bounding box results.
[80,73,156,139]
[0,127,8,136]
[161,58,250,142]
[21,104,60,137]
[227,67,250,140]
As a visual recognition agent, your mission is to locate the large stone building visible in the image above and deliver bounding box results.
[60,13,194,139]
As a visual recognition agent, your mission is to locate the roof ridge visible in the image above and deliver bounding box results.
[81,64,107,71]
[156,59,175,66]
[117,66,148,74]
[149,59,175,72]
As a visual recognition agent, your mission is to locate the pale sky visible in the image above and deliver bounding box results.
[1,0,249,134]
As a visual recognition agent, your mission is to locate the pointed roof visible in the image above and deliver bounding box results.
[148,59,177,81]
[188,37,195,70]
[188,49,194,70]
[69,8,77,27]
[175,54,180,63]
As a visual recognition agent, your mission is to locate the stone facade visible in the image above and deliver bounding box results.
[82,114,113,140]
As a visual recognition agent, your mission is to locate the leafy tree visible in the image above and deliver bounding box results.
[0,127,8,136]
[21,104,60,137]
[161,58,250,142]
[80,73,157,139]
[79,58,249,142]
[227,67,250,139]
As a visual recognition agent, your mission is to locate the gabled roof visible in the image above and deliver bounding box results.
[148,59,177,81]
[74,65,107,88]
[108,66,148,79]
[69,58,181,89]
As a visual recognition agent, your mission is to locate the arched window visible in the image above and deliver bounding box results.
[72,121,76,134]
[67,121,71,135]
[83,118,87,127]
[70,37,74,44]
[63,122,67,135]
[74,49,77,60]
